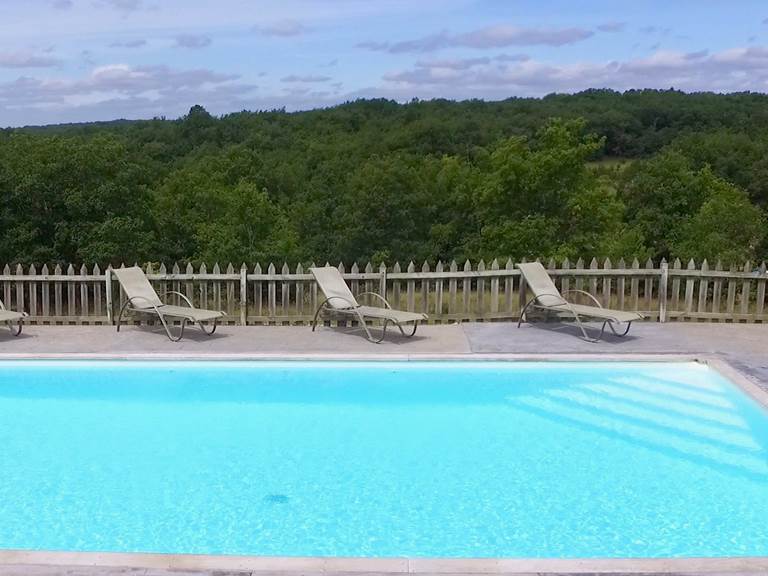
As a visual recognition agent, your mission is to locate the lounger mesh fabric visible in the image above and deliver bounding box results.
[111,267,164,309]
[150,305,224,322]
[308,266,359,309]
[354,305,429,323]
[517,263,568,307]
[0,310,24,323]
[550,303,642,324]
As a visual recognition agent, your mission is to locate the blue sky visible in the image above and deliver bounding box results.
[1,0,768,126]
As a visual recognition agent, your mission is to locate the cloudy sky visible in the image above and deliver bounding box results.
[1,0,768,126]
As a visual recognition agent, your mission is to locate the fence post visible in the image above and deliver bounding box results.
[105,267,113,324]
[659,259,668,323]
[379,262,387,301]
[240,263,248,325]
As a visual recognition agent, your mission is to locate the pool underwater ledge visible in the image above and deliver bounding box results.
[0,354,767,575]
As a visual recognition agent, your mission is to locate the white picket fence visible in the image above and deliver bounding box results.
[0,258,766,325]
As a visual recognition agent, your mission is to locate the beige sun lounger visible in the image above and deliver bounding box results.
[517,261,643,342]
[112,266,226,341]
[0,298,26,336]
[310,266,427,343]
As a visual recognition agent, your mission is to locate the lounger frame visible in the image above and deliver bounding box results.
[0,299,26,337]
[311,292,419,343]
[518,289,635,343]
[116,291,224,342]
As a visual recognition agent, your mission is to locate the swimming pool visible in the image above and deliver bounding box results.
[0,360,766,559]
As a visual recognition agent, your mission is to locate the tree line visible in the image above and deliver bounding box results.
[0,89,766,267]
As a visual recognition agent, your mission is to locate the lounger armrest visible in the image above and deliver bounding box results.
[521,292,578,322]
[563,289,603,308]
[529,292,568,307]
[162,290,195,308]
[116,295,163,323]
[125,295,158,308]
[318,295,358,310]
[357,292,392,309]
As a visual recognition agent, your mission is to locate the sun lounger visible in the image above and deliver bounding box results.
[517,261,643,342]
[0,299,26,336]
[112,266,225,341]
[310,266,427,343]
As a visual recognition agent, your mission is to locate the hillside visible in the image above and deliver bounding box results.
[1,90,766,265]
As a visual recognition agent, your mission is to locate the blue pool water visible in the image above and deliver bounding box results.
[0,360,766,558]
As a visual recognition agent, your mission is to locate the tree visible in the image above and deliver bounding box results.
[153,146,297,264]
[4,92,768,265]
[672,184,766,265]
[470,118,604,259]
[0,133,154,264]
[621,151,713,259]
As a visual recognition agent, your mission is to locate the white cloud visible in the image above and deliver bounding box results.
[380,46,768,97]
[175,35,212,49]
[639,25,671,36]
[281,74,332,83]
[284,86,311,95]
[415,57,490,70]
[597,22,626,33]
[0,51,61,69]
[100,0,143,12]
[360,25,594,53]
[252,20,309,37]
[109,39,147,48]
[495,53,530,62]
[0,64,249,117]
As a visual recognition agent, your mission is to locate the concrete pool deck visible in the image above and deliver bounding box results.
[1,321,766,387]
[0,321,766,576]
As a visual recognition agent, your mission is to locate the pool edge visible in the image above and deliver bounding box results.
[1,353,766,574]
[0,550,767,574]
[1,351,764,409]
[706,357,768,411]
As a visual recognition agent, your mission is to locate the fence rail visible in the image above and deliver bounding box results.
[1,258,767,326]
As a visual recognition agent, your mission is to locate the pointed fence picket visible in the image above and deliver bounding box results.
[0,259,766,326]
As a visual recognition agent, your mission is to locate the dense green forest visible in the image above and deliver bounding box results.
[1,89,767,266]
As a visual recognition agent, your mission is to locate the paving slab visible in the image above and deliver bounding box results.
[463,322,768,388]
[0,324,471,356]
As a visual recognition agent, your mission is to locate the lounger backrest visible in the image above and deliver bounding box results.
[112,266,164,309]
[516,262,567,307]
[310,267,360,310]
